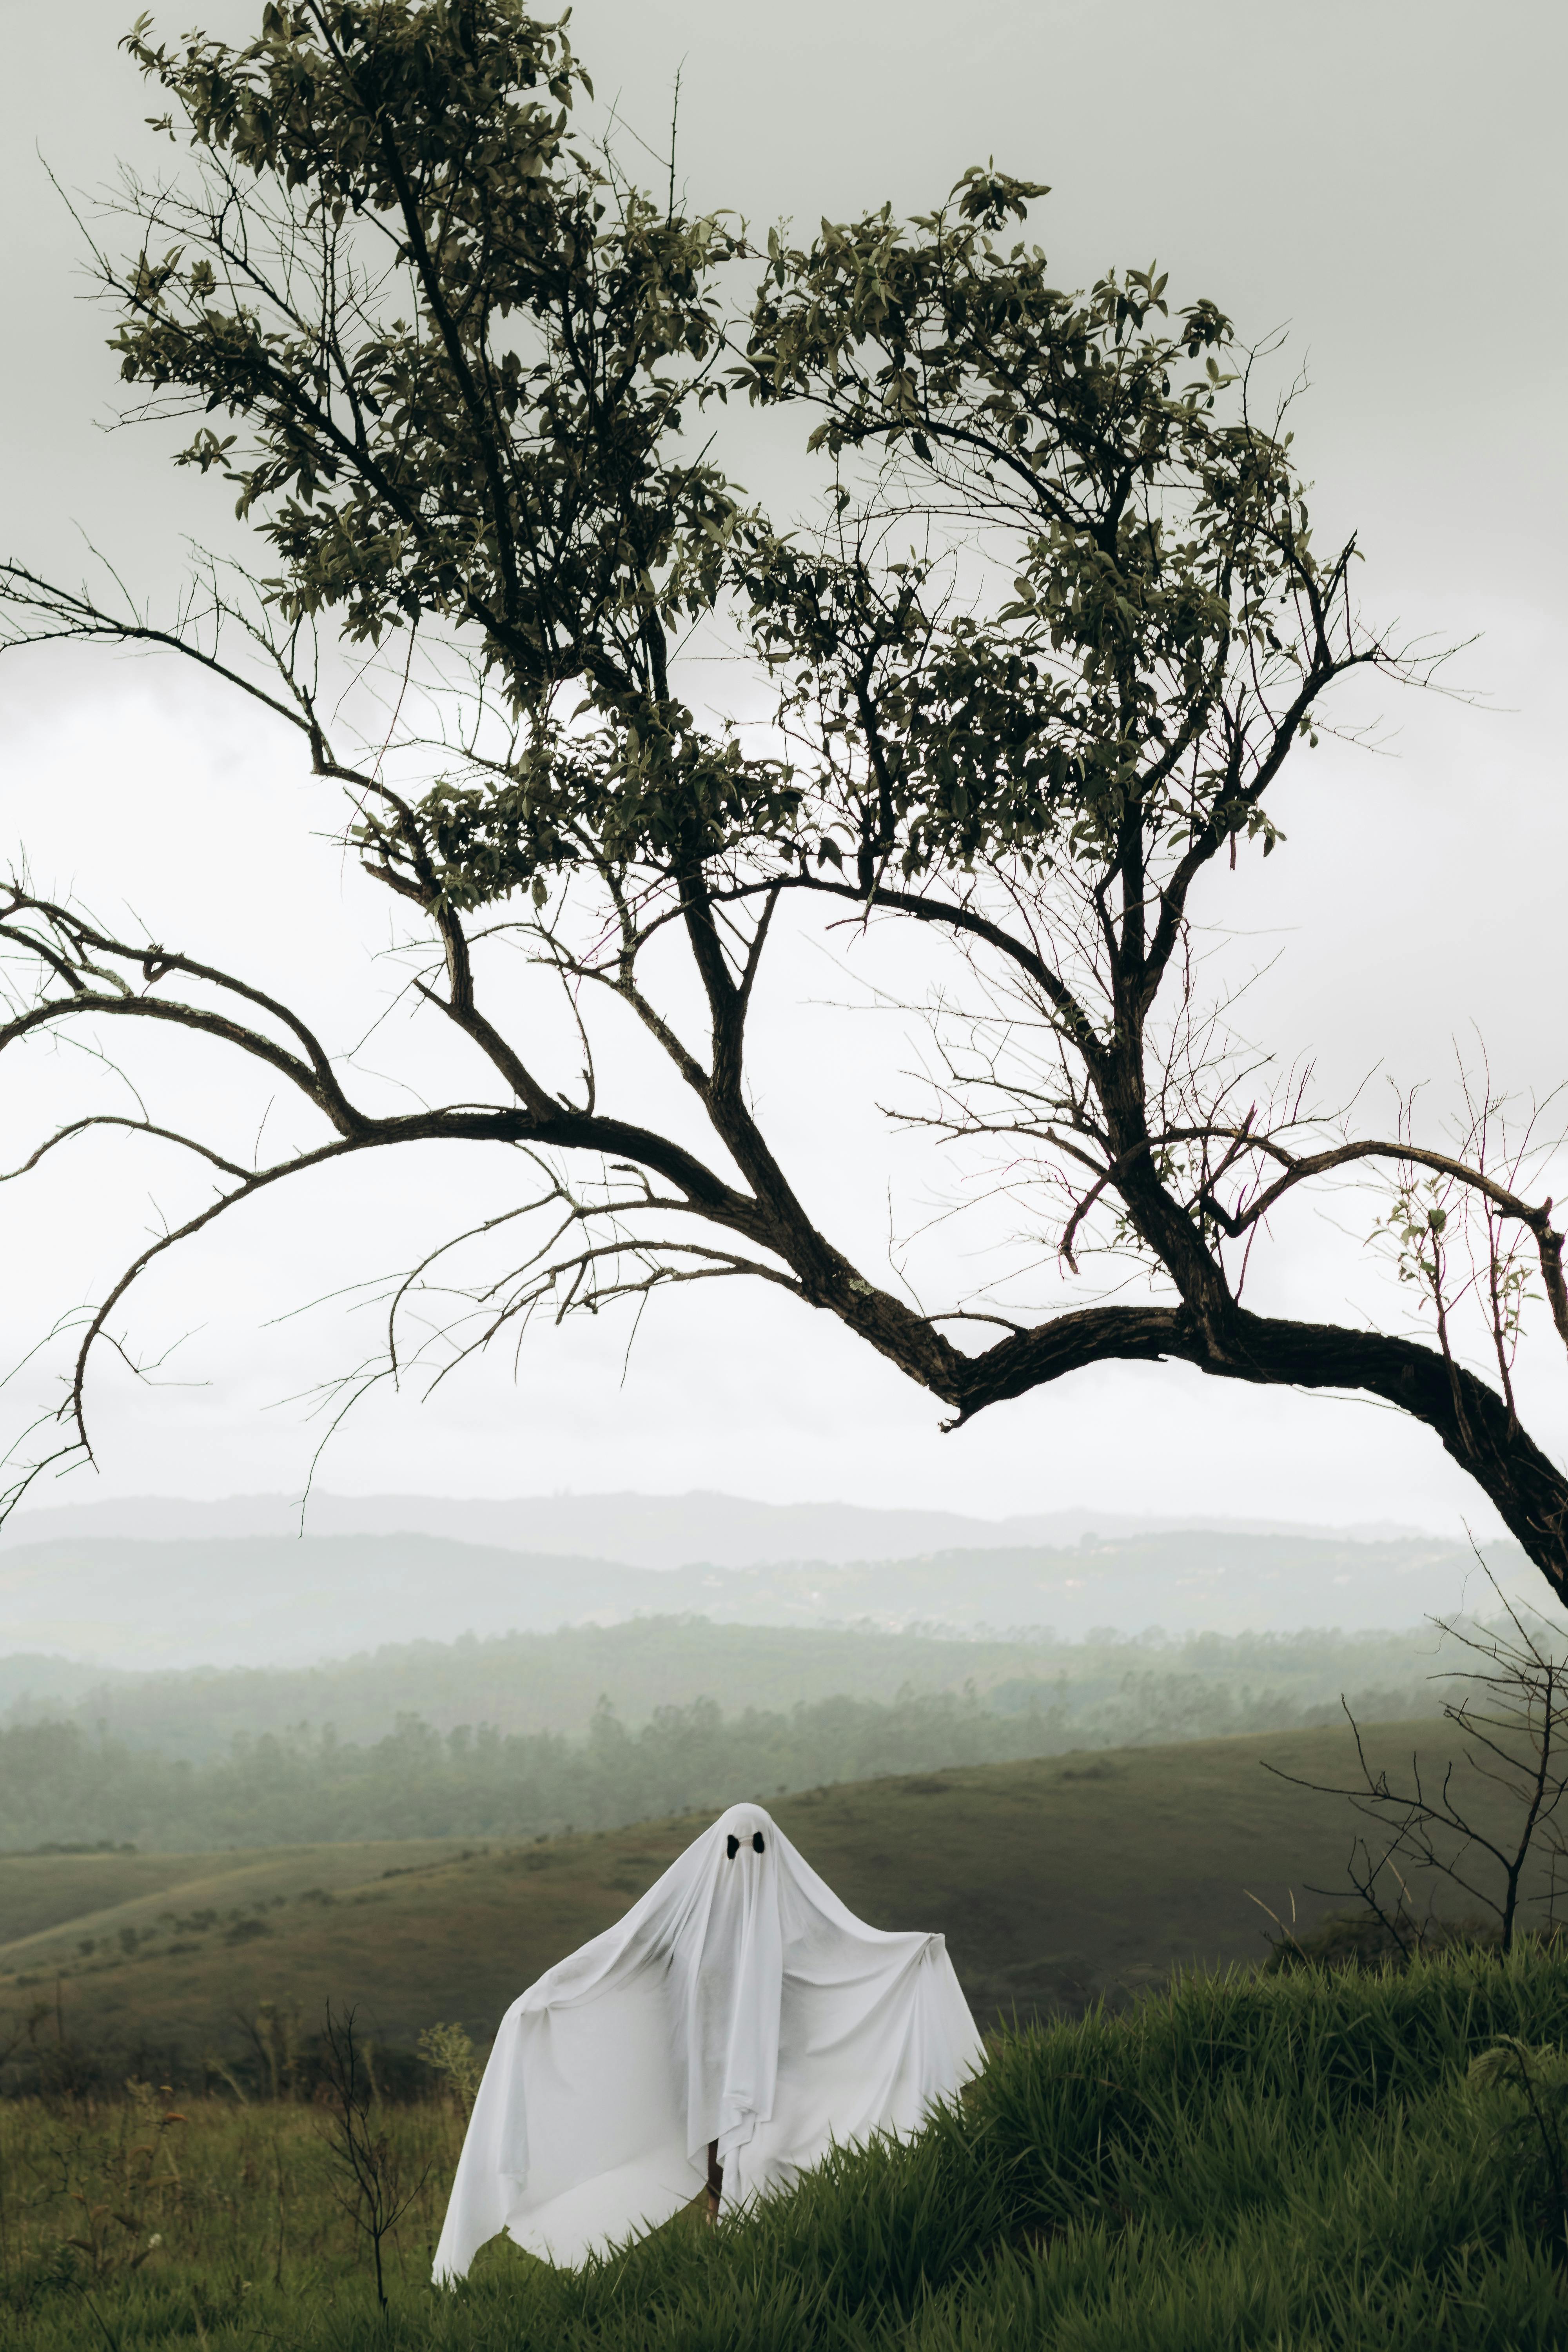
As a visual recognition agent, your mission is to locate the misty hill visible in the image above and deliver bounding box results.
[0,1524,1532,1670]
[0,1616,1445,1760]
[0,1485,1427,1566]
[0,1662,1445,1879]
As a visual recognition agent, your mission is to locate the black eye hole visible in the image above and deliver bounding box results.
[726,1834,740,1859]
[752,1832,765,1853]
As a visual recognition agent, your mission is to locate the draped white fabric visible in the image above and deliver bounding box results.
[432,1801,984,2277]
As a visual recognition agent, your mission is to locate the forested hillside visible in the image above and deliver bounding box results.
[0,1640,1437,1852]
[0,1615,1445,1755]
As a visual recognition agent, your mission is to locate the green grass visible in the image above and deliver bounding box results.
[5,1950,1568,2348]
[0,1838,474,1951]
[1,1719,1550,2076]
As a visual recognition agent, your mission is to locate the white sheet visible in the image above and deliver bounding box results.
[432,1801,984,2276]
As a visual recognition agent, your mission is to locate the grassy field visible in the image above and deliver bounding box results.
[0,1717,1548,2080]
[4,1950,1568,2349]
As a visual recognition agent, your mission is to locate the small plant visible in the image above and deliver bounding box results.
[317,2005,426,2310]
[235,2001,300,2101]
[49,2082,184,2282]
[416,2023,485,2119]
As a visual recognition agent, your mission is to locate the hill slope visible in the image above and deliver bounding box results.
[9,1952,1565,2352]
[0,1718,1545,2073]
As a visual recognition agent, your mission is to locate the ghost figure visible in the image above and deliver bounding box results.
[432,1802,984,2277]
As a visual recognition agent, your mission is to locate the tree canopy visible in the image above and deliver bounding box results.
[4,0,1566,1597]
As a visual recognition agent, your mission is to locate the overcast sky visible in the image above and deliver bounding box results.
[0,0,1563,1532]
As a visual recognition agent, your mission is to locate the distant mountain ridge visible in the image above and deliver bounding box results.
[0,1524,1532,1671]
[0,1486,1433,1568]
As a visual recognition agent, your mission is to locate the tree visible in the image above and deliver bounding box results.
[3,2,1565,1593]
[318,2003,425,2306]
[1267,1574,1568,1960]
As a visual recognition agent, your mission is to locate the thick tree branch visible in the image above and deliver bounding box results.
[1194,1131,1568,1357]
[950,1302,1568,1599]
